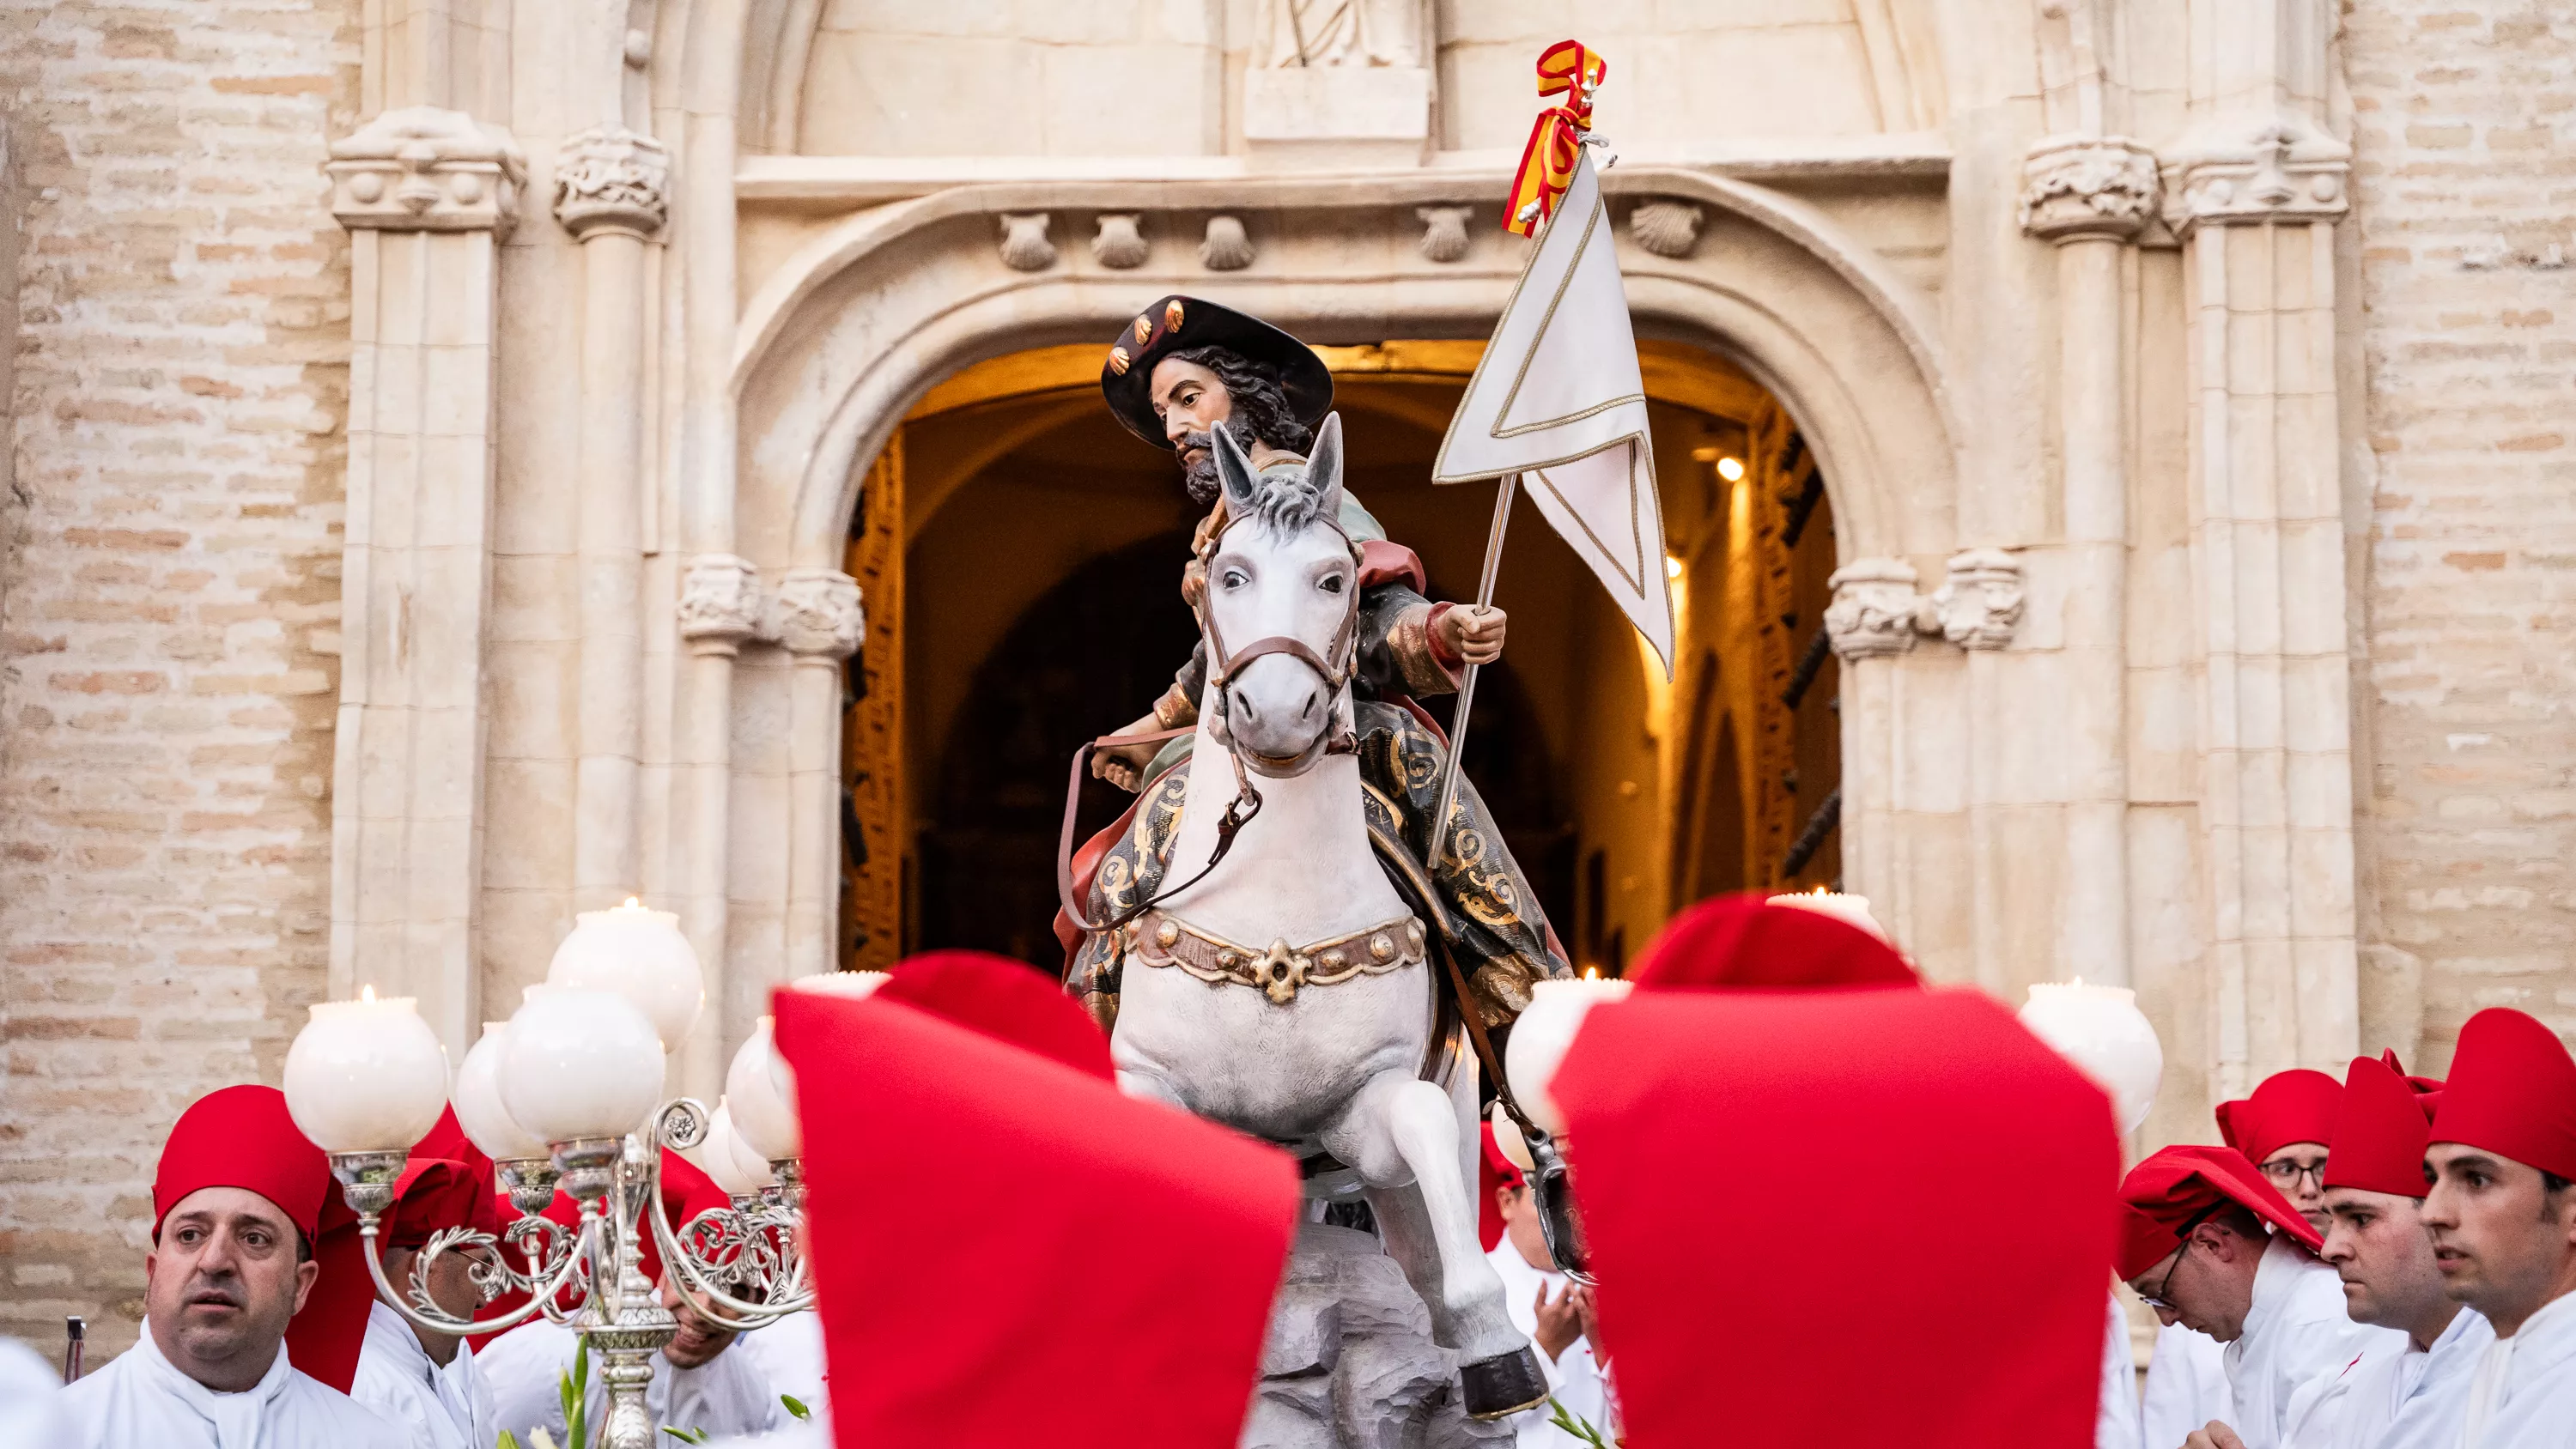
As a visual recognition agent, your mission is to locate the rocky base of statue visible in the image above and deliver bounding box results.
[1242,1223,1520,1449]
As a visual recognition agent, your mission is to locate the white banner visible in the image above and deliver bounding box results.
[1431,150,1674,677]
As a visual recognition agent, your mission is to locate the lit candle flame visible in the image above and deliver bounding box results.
[623,895,642,909]
[360,983,377,1003]
[1583,965,1600,980]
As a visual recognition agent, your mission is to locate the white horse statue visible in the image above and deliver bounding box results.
[1103,415,1548,1420]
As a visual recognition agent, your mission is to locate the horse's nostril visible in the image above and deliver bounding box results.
[1229,688,1256,726]
[1300,691,1319,722]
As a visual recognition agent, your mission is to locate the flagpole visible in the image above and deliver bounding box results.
[1427,473,1516,868]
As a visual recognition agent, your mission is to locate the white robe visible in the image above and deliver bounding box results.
[2223,1237,2408,1449]
[2099,1294,2144,1449]
[2457,1291,2576,1449]
[0,1336,74,1449]
[2278,1307,2491,1449]
[477,1316,782,1446]
[1486,1240,1612,1448]
[2142,1321,2234,1449]
[58,1329,404,1449]
[735,1311,827,1419]
[348,1302,490,1449]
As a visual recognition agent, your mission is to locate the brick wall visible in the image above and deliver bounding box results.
[2348,2,2576,1067]
[0,0,355,1356]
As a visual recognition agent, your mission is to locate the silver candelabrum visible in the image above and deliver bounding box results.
[328,1099,811,1449]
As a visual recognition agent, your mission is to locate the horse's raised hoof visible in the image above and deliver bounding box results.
[1458,1345,1550,1420]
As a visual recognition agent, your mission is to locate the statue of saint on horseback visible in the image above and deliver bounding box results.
[1059,370,1560,1416]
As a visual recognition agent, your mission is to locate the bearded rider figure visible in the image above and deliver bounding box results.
[1064,295,1571,1031]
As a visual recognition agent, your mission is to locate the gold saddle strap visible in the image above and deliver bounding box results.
[1124,908,1427,1005]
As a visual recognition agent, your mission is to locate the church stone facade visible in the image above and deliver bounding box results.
[1,0,2570,1355]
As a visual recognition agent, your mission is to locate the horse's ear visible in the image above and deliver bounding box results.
[1307,412,1346,521]
[1212,423,1263,519]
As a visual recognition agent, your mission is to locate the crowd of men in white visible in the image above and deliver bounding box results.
[0,993,2567,1449]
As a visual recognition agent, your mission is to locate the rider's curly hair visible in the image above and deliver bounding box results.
[1170,344,1314,505]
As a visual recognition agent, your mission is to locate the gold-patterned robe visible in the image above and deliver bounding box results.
[1068,700,1570,1034]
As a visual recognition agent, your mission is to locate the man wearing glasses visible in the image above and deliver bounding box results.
[2144,1070,2347,1448]
[2221,1069,2346,1236]
[2117,1145,2400,1449]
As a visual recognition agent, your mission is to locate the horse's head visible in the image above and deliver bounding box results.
[1202,414,1361,777]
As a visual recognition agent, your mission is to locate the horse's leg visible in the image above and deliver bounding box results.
[1321,1070,1545,1417]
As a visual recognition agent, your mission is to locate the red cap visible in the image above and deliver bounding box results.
[775,960,1297,1449]
[872,949,1115,1080]
[2322,1055,2439,1198]
[152,1085,331,1242]
[2215,1069,2344,1166]
[1628,893,1919,990]
[1552,985,2116,1448]
[1477,1122,1522,1253]
[2430,1008,2576,1180]
[291,1109,508,1394]
[2115,1144,2324,1281]
[410,1104,506,1236]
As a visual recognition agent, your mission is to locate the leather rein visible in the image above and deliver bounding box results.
[1054,518,1364,937]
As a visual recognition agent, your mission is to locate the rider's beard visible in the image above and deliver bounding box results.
[1178,415,1261,506]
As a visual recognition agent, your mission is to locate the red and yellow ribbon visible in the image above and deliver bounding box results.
[1504,40,1607,237]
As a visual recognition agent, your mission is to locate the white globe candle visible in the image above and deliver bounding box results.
[453,1021,550,1161]
[726,1110,779,1190]
[2020,979,2164,1135]
[283,990,452,1154]
[727,1016,799,1162]
[498,987,666,1144]
[545,898,706,1051]
[785,969,889,1000]
[1503,976,1636,1137]
[690,1100,766,1198]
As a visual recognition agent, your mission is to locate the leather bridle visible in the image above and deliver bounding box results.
[1192,518,1365,776]
[1055,512,1364,936]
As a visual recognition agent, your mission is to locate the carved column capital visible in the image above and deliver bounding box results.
[1825,559,1929,661]
[1930,549,2025,651]
[2019,136,2160,243]
[677,554,763,653]
[553,125,671,241]
[2164,119,2351,237]
[771,569,866,660]
[327,106,529,236]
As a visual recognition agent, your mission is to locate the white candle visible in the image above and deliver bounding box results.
[545,898,706,1051]
[2020,979,2164,1134]
[453,1021,550,1161]
[283,987,451,1154]
[688,1100,769,1198]
[726,1016,799,1162]
[498,987,666,1144]
[1766,888,1887,942]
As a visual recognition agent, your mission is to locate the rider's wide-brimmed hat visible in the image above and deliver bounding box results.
[1098,294,1334,449]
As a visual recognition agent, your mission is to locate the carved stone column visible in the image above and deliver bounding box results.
[774,571,865,985]
[1826,559,1926,922]
[554,126,669,917]
[677,553,762,1087]
[2167,119,2360,1088]
[326,107,527,1056]
[2022,136,2158,989]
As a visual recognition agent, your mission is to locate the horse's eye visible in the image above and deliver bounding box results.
[1320,574,1345,594]
[1222,570,1249,590]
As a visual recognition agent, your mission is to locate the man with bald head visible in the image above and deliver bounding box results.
[62,1085,402,1448]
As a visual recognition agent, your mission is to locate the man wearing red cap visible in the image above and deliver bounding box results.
[61,1085,404,1448]
[2146,1070,2345,1449]
[2118,1145,2400,1449]
[1481,1122,1608,1447]
[2419,1008,2576,1448]
[344,1153,501,1449]
[2265,1054,2493,1449]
